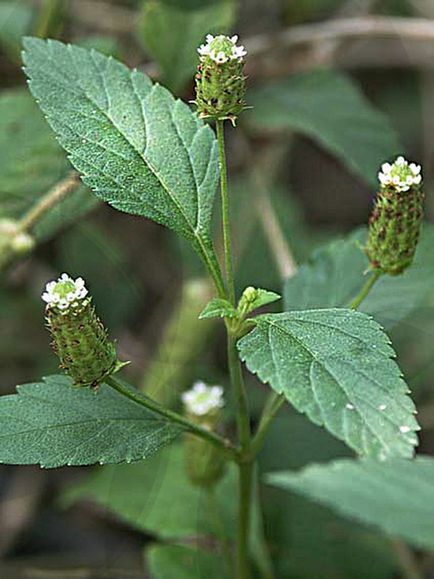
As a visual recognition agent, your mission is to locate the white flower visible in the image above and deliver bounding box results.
[231,44,247,60]
[377,156,422,192]
[197,33,247,64]
[182,381,224,416]
[42,273,88,312]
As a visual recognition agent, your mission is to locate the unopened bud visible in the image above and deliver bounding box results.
[195,34,247,123]
[42,273,125,388]
[366,156,424,276]
[182,381,225,487]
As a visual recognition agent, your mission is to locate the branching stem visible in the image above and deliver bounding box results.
[105,375,237,461]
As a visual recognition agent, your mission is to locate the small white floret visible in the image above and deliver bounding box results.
[198,33,247,64]
[182,381,224,416]
[378,156,422,192]
[42,273,89,312]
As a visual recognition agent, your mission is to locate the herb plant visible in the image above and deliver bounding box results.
[0,29,432,579]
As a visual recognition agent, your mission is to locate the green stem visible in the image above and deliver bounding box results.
[250,393,285,459]
[105,375,237,460]
[349,269,382,310]
[18,172,80,233]
[228,337,251,450]
[228,336,253,579]
[216,119,236,305]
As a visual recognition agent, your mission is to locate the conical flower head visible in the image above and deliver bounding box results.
[366,156,424,275]
[182,381,226,487]
[195,34,247,123]
[43,274,124,388]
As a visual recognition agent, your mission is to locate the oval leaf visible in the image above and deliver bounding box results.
[22,37,223,288]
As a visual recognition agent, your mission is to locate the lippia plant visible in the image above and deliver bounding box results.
[0,33,431,579]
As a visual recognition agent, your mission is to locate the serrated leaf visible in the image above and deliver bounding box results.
[147,544,228,579]
[0,375,182,468]
[23,37,223,288]
[284,226,434,328]
[238,309,419,459]
[199,297,237,319]
[248,70,401,185]
[138,0,235,92]
[0,88,97,241]
[267,456,434,551]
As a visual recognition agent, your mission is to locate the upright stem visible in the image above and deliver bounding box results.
[349,269,382,309]
[216,120,236,305]
[228,336,253,579]
[216,119,253,578]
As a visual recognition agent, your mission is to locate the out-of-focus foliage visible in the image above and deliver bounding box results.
[138,0,236,92]
[268,456,434,550]
[0,2,33,59]
[0,89,96,241]
[248,70,401,185]
[259,412,397,579]
[147,544,228,579]
[284,226,434,328]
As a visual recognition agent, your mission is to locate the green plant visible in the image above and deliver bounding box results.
[0,32,432,579]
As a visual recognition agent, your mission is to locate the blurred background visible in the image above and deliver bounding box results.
[1,0,434,577]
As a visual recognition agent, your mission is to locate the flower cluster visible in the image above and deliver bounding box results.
[42,273,88,312]
[197,34,247,64]
[182,381,224,416]
[378,156,422,192]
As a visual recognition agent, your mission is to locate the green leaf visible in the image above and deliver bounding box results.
[138,0,235,92]
[284,226,434,328]
[0,375,182,468]
[0,88,97,241]
[259,414,396,579]
[240,288,281,315]
[147,544,228,579]
[238,309,419,459]
[267,456,434,551]
[199,297,237,319]
[0,2,33,59]
[248,70,401,185]
[23,37,223,290]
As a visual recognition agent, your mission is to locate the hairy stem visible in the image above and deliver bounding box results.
[349,269,382,309]
[216,120,236,305]
[216,120,255,578]
[105,375,237,460]
[18,172,81,233]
